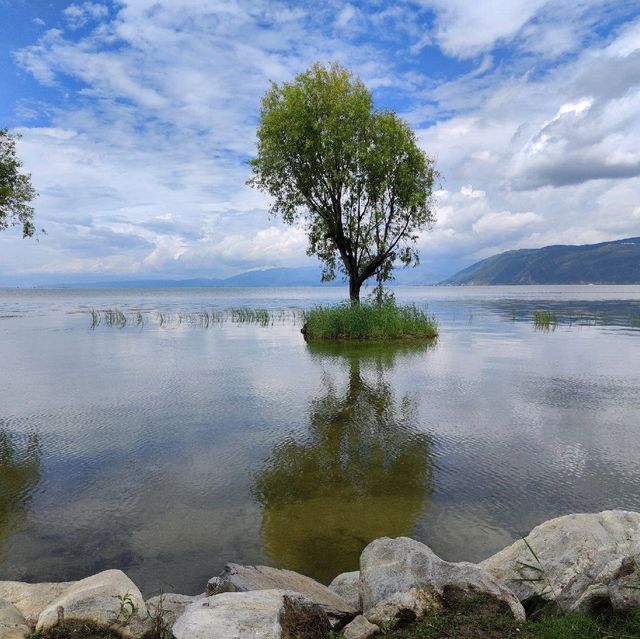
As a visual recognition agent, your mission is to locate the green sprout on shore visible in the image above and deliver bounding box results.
[513,536,564,616]
[112,592,136,624]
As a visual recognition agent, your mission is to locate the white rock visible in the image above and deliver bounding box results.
[360,537,525,626]
[342,614,379,639]
[206,576,224,595]
[0,581,75,626]
[480,510,640,614]
[172,589,331,639]
[328,571,361,612]
[0,598,30,639]
[218,563,356,627]
[36,570,148,638]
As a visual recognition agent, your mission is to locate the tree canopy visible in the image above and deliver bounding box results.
[0,129,38,238]
[249,62,437,302]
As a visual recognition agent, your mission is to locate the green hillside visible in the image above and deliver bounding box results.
[444,237,640,285]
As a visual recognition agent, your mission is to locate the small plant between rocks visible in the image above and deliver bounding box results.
[28,620,121,639]
[144,593,171,639]
[513,537,564,617]
[112,593,136,625]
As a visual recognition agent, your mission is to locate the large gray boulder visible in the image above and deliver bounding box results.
[328,571,360,612]
[0,599,30,639]
[171,589,331,639]
[0,581,75,626]
[36,570,148,638]
[218,563,356,628]
[360,537,525,626]
[480,510,640,614]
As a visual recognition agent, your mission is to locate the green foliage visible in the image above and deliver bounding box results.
[302,301,438,341]
[249,62,437,301]
[514,536,564,615]
[112,592,136,624]
[231,308,272,326]
[145,592,172,639]
[29,621,120,639]
[0,128,38,238]
[366,592,640,639]
[533,311,558,330]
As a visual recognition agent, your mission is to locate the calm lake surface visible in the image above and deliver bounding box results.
[1,285,640,594]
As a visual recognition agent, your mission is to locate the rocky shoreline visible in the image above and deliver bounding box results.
[1,510,639,639]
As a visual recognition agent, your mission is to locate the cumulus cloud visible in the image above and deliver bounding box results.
[63,2,108,30]
[421,0,548,58]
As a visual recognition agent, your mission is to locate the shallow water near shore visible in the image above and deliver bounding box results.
[1,285,640,594]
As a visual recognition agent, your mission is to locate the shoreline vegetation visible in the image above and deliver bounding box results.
[85,305,640,332]
[301,302,438,341]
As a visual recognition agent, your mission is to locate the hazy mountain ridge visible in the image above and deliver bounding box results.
[35,264,444,289]
[444,237,640,285]
[37,267,342,289]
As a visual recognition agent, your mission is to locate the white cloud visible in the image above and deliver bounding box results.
[335,4,356,30]
[472,211,542,235]
[415,0,548,58]
[63,2,108,30]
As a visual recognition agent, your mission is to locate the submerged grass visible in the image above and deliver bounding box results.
[302,302,438,341]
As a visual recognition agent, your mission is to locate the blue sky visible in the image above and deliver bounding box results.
[1,0,640,285]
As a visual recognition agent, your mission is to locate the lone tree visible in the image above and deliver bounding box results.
[0,129,38,238]
[249,63,436,303]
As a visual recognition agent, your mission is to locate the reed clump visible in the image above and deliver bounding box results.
[89,308,282,329]
[231,308,272,326]
[533,311,558,330]
[302,301,438,341]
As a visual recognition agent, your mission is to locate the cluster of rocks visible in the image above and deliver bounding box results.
[1,510,639,639]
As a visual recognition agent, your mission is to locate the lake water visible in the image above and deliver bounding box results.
[1,285,640,595]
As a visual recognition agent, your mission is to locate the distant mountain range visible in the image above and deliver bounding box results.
[37,263,445,288]
[444,237,640,285]
[39,267,341,289]
[29,237,640,288]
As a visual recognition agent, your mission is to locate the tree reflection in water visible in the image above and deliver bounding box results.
[0,424,41,554]
[254,341,436,583]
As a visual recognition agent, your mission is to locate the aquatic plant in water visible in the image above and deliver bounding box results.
[533,311,558,330]
[301,302,438,341]
[88,307,294,329]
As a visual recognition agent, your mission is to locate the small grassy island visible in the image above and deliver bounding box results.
[302,302,438,341]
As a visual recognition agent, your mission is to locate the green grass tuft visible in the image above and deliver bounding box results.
[302,302,438,341]
[370,593,640,639]
[533,311,558,330]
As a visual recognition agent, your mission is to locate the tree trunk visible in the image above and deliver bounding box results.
[349,275,361,304]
